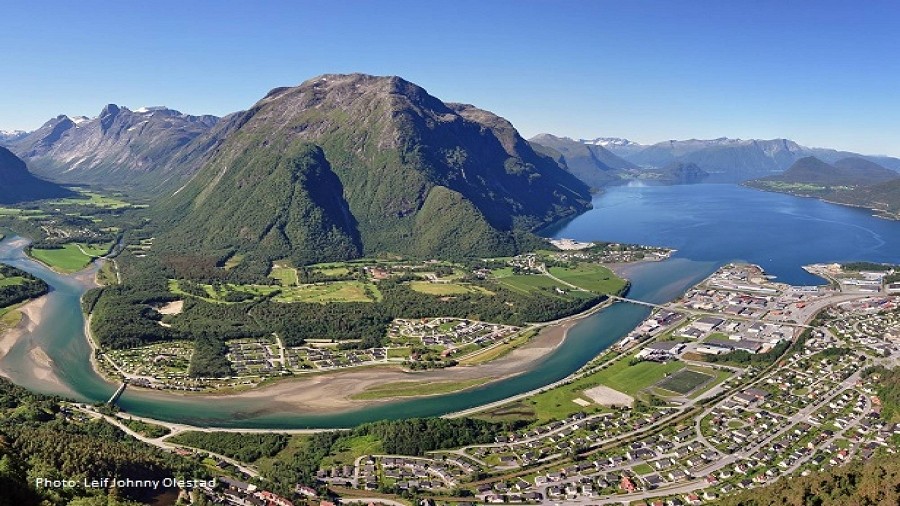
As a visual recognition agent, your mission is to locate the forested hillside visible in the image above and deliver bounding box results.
[0,379,208,506]
[715,454,900,506]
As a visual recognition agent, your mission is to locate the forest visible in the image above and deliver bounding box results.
[0,263,48,308]
[716,453,899,506]
[0,379,208,506]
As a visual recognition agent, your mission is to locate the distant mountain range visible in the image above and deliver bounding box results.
[747,156,900,218]
[528,134,635,189]
[154,74,592,265]
[583,136,900,178]
[3,105,219,194]
[0,146,75,204]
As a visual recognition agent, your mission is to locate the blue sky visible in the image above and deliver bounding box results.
[2,0,899,155]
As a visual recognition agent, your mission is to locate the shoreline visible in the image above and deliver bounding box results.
[0,296,50,379]
[112,297,608,416]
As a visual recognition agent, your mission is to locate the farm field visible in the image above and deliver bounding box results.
[169,279,381,303]
[48,190,142,209]
[408,280,492,296]
[29,242,111,273]
[548,264,627,294]
[269,264,298,286]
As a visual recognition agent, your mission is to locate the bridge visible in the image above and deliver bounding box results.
[107,382,127,405]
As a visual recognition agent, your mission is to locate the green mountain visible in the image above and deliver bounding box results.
[747,156,900,218]
[642,161,709,183]
[831,177,900,218]
[776,156,896,186]
[528,133,633,189]
[157,74,591,263]
[749,156,896,187]
[0,146,75,204]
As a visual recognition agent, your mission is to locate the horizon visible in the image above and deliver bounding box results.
[2,1,900,156]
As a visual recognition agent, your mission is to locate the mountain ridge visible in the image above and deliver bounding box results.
[156,73,592,266]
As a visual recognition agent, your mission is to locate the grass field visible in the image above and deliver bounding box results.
[170,279,380,303]
[48,191,139,209]
[0,275,25,287]
[548,264,627,294]
[320,435,384,467]
[350,378,490,400]
[408,280,493,296]
[29,243,111,273]
[515,355,685,422]
[496,274,594,301]
[656,369,714,395]
[274,281,380,303]
[269,264,298,286]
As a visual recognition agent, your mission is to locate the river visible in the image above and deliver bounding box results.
[1,182,898,428]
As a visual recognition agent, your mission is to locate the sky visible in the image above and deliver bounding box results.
[2,0,899,156]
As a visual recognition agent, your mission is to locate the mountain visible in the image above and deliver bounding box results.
[582,137,646,158]
[157,74,592,265]
[746,156,900,218]
[754,156,897,187]
[0,129,28,143]
[587,136,900,182]
[831,178,900,218]
[645,161,709,183]
[7,105,219,193]
[528,133,634,189]
[0,146,75,204]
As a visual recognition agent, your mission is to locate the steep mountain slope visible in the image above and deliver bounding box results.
[528,133,633,188]
[8,105,218,193]
[0,147,75,204]
[158,74,592,263]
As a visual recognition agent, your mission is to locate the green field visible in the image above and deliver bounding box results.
[548,264,627,293]
[170,279,380,303]
[350,378,491,400]
[275,281,380,303]
[656,369,714,395]
[0,275,25,287]
[320,434,384,467]
[408,280,492,296]
[269,264,298,286]
[48,191,139,209]
[495,274,594,301]
[29,243,111,273]
[516,355,685,421]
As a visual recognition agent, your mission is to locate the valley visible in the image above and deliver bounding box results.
[0,73,898,506]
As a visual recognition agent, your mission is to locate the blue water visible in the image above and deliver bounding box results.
[1,183,898,428]
[543,183,900,285]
